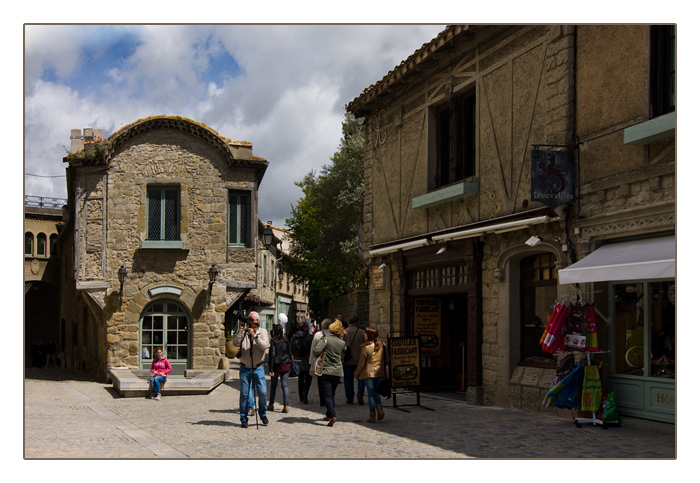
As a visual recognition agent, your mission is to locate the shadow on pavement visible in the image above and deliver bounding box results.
[25,366,97,382]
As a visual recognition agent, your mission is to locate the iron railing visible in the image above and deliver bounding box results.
[25,196,67,209]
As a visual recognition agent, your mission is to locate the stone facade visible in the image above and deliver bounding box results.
[349,25,675,420]
[59,117,271,381]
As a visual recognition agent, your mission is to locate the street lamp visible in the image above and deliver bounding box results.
[263,224,274,250]
[208,264,218,306]
[118,265,128,307]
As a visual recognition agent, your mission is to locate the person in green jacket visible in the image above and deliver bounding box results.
[313,319,347,426]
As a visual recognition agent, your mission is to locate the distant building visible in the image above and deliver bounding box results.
[349,25,675,423]
[24,198,65,366]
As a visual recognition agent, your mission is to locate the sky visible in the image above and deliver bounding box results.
[23,23,446,228]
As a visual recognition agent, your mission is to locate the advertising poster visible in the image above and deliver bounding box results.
[388,337,421,388]
[414,297,440,356]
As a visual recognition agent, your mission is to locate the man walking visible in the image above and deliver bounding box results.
[233,311,270,428]
[343,316,366,404]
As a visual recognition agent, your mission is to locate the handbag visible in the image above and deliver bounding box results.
[289,359,300,378]
[377,342,391,399]
[377,377,391,399]
[313,351,326,376]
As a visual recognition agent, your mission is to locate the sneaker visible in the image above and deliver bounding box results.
[261,416,269,425]
[241,421,248,428]
[249,408,256,416]
[327,417,337,427]
[155,394,161,401]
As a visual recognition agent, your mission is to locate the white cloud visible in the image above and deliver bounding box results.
[23,24,446,227]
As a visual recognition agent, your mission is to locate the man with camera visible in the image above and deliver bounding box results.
[233,311,270,428]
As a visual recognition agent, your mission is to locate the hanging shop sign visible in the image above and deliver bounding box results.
[414,297,441,356]
[531,149,575,209]
[387,336,421,388]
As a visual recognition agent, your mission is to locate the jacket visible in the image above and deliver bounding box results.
[343,325,365,365]
[291,330,313,371]
[308,329,329,366]
[150,357,173,376]
[312,334,346,377]
[268,338,292,371]
[233,327,270,367]
[354,341,386,380]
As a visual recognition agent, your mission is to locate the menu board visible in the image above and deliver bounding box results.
[414,298,441,356]
[387,337,421,388]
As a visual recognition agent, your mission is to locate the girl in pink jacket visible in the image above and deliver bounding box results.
[149,347,172,400]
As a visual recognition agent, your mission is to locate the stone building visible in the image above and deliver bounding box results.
[59,116,275,380]
[24,197,65,366]
[348,25,675,424]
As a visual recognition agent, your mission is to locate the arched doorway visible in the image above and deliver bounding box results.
[139,300,190,375]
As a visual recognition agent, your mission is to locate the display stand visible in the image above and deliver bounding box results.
[390,388,434,413]
[574,351,618,429]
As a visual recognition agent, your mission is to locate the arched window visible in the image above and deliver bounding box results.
[520,252,558,364]
[49,234,58,256]
[36,233,47,256]
[140,300,189,375]
[25,232,34,255]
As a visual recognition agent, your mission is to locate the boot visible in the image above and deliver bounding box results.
[282,405,289,413]
[377,404,385,421]
[367,412,376,423]
[267,402,275,411]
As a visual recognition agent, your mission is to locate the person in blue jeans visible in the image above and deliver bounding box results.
[233,311,270,428]
[354,327,386,423]
[149,347,172,401]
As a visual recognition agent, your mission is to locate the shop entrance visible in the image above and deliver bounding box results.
[410,294,469,391]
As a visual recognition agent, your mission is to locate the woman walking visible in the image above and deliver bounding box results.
[149,347,172,401]
[355,327,386,422]
[268,324,292,413]
[312,320,347,426]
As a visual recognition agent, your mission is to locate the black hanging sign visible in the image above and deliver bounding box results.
[531,149,575,209]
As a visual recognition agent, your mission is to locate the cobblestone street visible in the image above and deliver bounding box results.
[22,367,677,462]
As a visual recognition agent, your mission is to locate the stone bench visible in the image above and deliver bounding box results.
[108,368,231,397]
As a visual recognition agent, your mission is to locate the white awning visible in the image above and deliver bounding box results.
[558,236,676,284]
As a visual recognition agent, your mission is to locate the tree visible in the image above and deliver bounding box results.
[285,110,367,315]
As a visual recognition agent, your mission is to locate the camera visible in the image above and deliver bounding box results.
[232,310,253,328]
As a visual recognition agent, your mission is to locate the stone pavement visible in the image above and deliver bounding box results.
[23,366,676,460]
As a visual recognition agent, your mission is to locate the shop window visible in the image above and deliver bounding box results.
[147,186,180,241]
[520,253,558,364]
[25,232,33,255]
[228,190,251,247]
[432,91,476,189]
[36,233,47,256]
[650,25,675,118]
[613,281,675,379]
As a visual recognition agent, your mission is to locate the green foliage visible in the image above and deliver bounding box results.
[285,110,367,314]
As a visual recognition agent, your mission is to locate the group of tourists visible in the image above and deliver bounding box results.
[234,311,386,428]
[147,311,387,429]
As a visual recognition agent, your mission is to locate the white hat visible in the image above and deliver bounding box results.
[278,314,288,323]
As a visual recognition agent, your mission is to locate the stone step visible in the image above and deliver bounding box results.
[108,368,230,397]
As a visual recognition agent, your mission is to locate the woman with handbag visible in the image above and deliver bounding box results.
[354,327,386,423]
[268,324,292,413]
[312,320,347,426]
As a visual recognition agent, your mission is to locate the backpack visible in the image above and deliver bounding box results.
[291,332,305,358]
